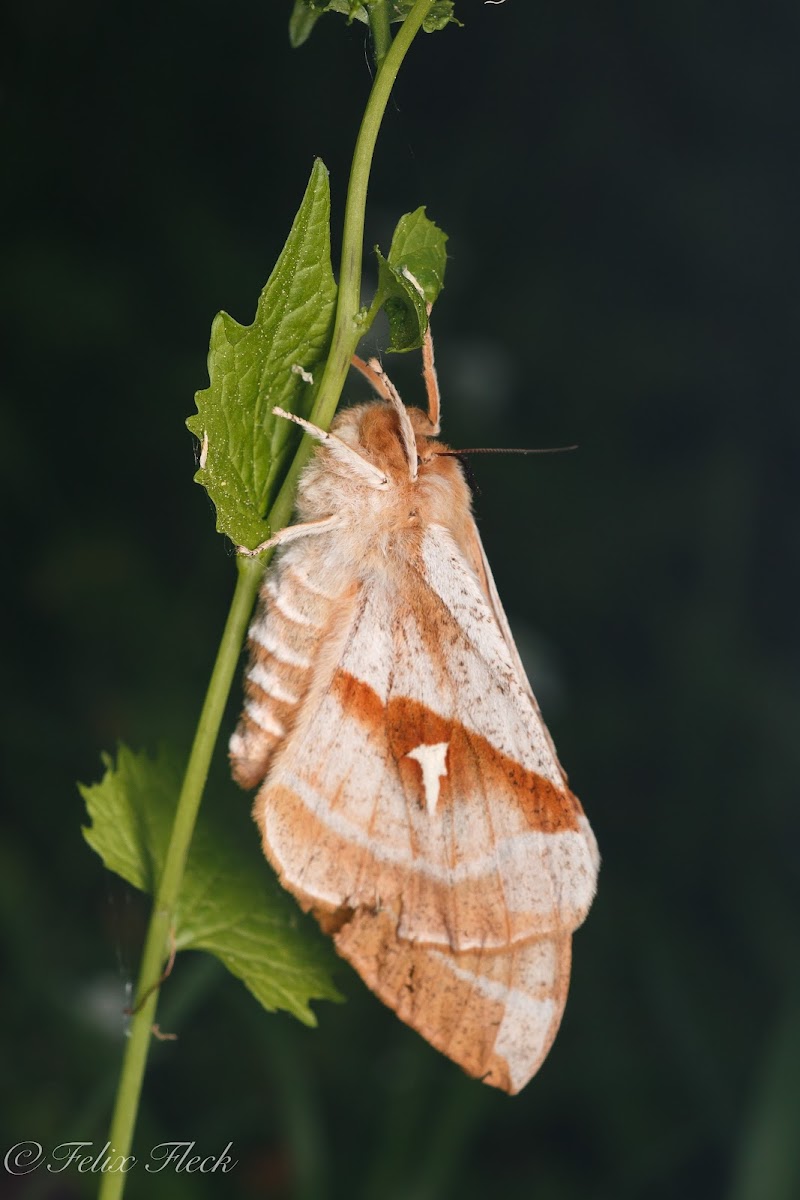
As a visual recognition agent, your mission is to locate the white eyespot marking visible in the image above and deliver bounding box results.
[405,742,449,815]
[199,431,209,469]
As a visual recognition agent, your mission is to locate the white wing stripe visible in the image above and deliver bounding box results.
[281,768,591,898]
[428,947,556,1021]
[428,945,563,1093]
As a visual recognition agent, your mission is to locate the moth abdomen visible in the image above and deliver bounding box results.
[229,557,338,789]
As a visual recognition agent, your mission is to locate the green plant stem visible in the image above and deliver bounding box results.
[368,0,393,70]
[99,4,433,1196]
[266,0,435,525]
[98,555,263,1200]
[312,0,433,430]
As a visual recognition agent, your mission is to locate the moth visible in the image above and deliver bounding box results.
[230,319,599,1094]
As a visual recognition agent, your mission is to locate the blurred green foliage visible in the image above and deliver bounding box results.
[2,2,798,1198]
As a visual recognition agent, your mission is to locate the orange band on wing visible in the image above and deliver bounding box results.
[332,669,583,832]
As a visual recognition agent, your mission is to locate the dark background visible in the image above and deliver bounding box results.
[3,2,799,1197]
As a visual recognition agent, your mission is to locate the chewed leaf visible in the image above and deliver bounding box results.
[80,745,341,1025]
[372,207,448,352]
[374,249,428,353]
[388,207,448,304]
[187,159,337,550]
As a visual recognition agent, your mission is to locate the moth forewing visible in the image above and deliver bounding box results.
[230,326,598,1094]
[336,910,573,1095]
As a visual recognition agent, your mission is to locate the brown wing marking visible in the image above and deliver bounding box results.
[258,669,594,951]
[335,906,572,1094]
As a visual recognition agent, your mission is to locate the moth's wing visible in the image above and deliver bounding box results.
[463,514,601,904]
[257,520,598,952]
[462,515,557,727]
[336,908,571,1095]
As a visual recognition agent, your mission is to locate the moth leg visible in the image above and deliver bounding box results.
[420,308,441,434]
[236,513,341,558]
[398,267,441,435]
[351,354,394,401]
[272,405,389,489]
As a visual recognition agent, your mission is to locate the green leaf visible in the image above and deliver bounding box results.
[374,249,428,353]
[388,206,448,302]
[389,1,460,34]
[289,0,323,47]
[187,159,337,550]
[290,0,366,45]
[80,745,341,1025]
[371,206,448,352]
[289,1,459,46]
